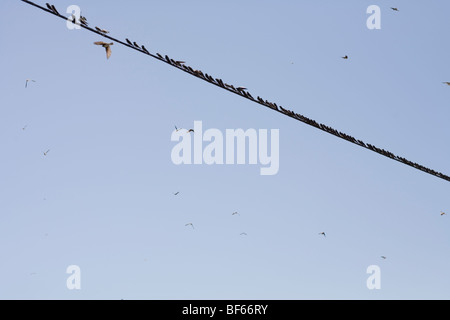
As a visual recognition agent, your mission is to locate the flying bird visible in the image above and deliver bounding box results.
[342,55,348,59]
[95,26,109,34]
[240,232,247,236]
[22,125,27,131]
[94,41,113,59]
[187,129,194,133]
[175,125,182,132]
[441,211,446,216]
[185,223,194,229]
[25,79,36,88]
[319,232,326,237]
[381,256,387,259]
[442,82,450,86]
[43,149,50,156]
[390,7,399,11]
[232,211,239,216]
[173,192,179,195]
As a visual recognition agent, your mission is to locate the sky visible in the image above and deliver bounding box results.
[1,0,449,300]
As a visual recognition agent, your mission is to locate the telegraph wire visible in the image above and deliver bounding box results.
[20,0,450,183]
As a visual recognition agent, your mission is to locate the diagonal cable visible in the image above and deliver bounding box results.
[20,0,450,183]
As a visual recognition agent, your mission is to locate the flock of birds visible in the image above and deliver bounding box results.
[21,2,448,265]
[172,191,247,235]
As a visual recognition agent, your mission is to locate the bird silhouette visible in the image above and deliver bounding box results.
[441,211,446,216]
[126,38,133,46]
[187,129,194,133]
[173,192,180,196]
[51,4,59,15]
[80,15,88,26]
[141,45,149,54]
[232,211,239,216]
[25,79,36,88]
[319,232,326,237]
[174,125,182,132]
[95,26,109,34]
[240,232,247,236]
[442,82,450,86]
[43,149,50,156]
[381,256,387,259]
[94,41,113,59]
[133,41,140,48]
[390,7,399,11]
[185,223,194,229]
[342,55,348,59]
[236,87,247,92]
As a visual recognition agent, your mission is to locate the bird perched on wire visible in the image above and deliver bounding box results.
[25,79,36,88]
[80,15,88,26]
[94,41,113,59]
[236,87,247,92]
[95,26,109,34]
[45,3,58,14]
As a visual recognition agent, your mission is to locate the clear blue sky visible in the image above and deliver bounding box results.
[1,0,449,300]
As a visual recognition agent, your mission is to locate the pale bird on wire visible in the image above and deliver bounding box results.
[95,26,109,34]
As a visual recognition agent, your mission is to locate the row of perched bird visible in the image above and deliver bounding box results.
[39,1,450,183]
